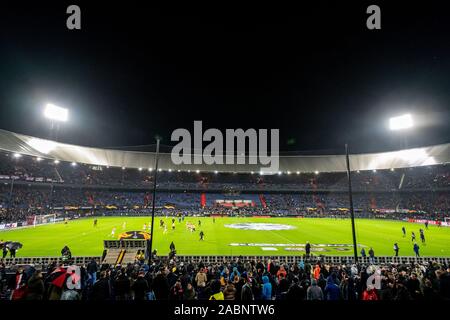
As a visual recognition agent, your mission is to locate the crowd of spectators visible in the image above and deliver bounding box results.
[0,153,448,223]
[1,153,448,191]
[1,256,450,301]
[0,185,448,223]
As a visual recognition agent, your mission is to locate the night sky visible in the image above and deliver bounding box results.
[0,1,449,154]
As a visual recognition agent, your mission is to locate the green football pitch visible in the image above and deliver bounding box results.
[1,217,449,257]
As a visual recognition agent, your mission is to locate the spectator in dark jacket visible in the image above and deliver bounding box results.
[87,259,98,285]
[286,277,305,300]
[241,278,254,301]
[26,270,44,300]
[114,270,131,300]
[153,272,170,300]
[132,271,149,300]
[324,274,341,300]
[91,271,111,301]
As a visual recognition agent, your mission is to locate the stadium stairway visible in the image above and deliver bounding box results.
[102,248,140,265]
[102,248,123,265]
[121,250,139,264]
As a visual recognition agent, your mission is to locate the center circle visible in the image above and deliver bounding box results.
[224,223,296,231]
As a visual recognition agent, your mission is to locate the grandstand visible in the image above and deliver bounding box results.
[0,130,449,302]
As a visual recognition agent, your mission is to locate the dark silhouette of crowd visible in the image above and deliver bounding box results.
[1,256,450,301]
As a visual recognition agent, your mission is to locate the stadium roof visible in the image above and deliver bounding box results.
[0,129,448,173]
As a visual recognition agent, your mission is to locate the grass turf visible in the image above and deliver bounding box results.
[1,217,449,257]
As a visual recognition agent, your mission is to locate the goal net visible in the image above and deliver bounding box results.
[27,214,57,227]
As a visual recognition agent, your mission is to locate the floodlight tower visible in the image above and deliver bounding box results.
[43,103,69,141]
[148,136,161,263]
[389,113,413,149]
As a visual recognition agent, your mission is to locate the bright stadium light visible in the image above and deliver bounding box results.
[122,167,126,170]
[44,103,69,122]
[148,168,153,172]
[389,113,413,131]
[36,157,42,161]
[296,171,300,175]
[168,169,172,172]
[71,162,77,167]
[373,169,377,173]
[214,170,218,174]
[54,160,60,164]
[196,170,200,173]
[314,171,319,175]
[138,167,143,171]
[13,153,22,158]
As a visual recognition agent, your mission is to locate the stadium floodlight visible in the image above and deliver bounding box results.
[287,171,291,175]
[158,168,162,172]
[390,168,395,171]
[296,171,300,175]
[356,170,360,173]
[36,157,42,161]
[44,103,69,122]
[148,168,153,172]
[122,166,126,170]
[250,171,254,174]
[71,162,77,167]
[373,169,377,173]
[54,160,60,164]
[13,153,22,158]
[389,113,413,131]
[196,170,200,173]
[314,171,319,175]
[214,170,218,174]
[168,169,172,172]
[278,171,282,175]
[138,167,143,171]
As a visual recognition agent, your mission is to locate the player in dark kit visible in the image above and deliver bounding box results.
[411,232,416,242]
[425,221,429,229]
[420,229,426,243]
[199,231,204,241]
[93,219,97,227]
[198,220,201,227]
[402,226,406,237]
